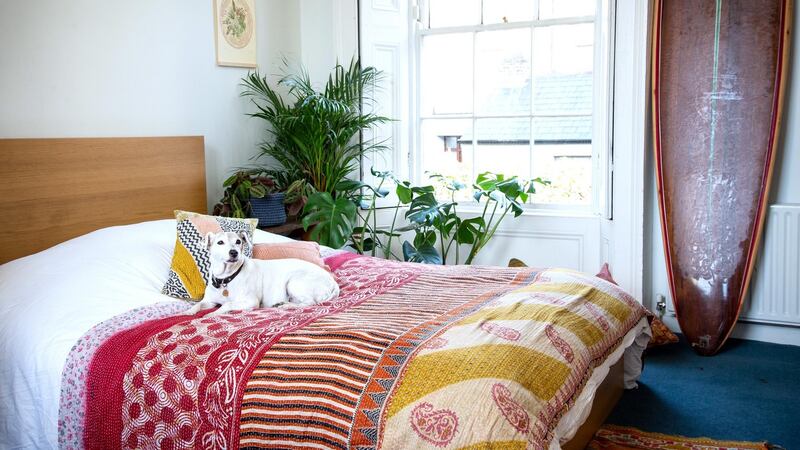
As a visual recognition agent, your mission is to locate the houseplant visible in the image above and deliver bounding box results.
[240,58,390,198]
[213,170,286,226]
[303,169,549,264]
[248,174,286,227]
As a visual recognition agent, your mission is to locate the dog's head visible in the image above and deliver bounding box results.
[205,231,251,265]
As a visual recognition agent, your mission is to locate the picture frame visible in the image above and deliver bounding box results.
[213,0,257,68]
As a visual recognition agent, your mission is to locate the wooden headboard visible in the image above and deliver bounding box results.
[0,137,207,264]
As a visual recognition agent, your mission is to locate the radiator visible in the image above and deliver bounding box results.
[741,204,800,326]
[667,203,800,327]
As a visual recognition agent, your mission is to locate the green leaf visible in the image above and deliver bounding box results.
[509,201,524,217]
[360,237,377,252]
[223,173,238,187]
[301,192,357,249]
[370,167,395,180]
[411,185,435,194]
[335,179,367,193]
[456,217,484,244]
[441,215,460,236]
[249,184,267,198]
[413,230,436,248]
[497,178,524,199]
[396,184,413,204]
[402,241,442,264]
[406,192,452,225]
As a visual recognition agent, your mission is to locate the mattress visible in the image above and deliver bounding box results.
[0,220,650,449]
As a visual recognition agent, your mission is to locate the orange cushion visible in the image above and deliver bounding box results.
[252,241,328,270]
[595,263,678,348]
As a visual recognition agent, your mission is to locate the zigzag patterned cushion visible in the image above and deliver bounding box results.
[161,210,257,300]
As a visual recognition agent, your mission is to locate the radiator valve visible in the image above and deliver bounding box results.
[656,294,667,314]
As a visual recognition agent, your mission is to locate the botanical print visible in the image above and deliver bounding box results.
[214,0,256,68]
[220,0,252,49]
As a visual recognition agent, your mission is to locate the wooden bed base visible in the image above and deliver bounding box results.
[563,358,625,450]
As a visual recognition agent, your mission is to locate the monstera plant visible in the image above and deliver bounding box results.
[303,170,549,264]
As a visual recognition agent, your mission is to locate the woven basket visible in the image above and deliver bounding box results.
[249,193,287,227]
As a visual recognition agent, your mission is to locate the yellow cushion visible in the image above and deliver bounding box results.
[161,210,257,300]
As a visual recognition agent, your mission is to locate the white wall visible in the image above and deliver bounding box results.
[299,0,359,85]
[0,0,301,211]
[644,18,800,345]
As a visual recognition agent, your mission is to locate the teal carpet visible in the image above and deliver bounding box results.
[607,334,800,449]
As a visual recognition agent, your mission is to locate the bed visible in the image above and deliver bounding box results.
[0,137,651,450]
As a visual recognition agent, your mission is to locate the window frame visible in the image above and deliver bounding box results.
[410,0,615,216]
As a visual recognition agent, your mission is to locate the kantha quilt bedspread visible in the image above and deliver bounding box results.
[59,253,647,450]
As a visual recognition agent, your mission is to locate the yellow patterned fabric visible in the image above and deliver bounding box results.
[161,210,257,300]
[378,267,646,449]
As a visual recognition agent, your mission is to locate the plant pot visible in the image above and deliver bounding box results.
[250,193,287,227]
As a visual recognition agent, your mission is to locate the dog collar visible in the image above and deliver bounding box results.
[211,263,244,289]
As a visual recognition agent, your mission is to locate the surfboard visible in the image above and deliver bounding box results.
[652,0,792,355]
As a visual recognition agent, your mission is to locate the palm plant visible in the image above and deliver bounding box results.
[240,59,390,196]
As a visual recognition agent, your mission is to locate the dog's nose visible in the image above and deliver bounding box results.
[229,249,239,258]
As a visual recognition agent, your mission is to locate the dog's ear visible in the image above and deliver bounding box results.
[238,231,251,249]
[205,232,215,250]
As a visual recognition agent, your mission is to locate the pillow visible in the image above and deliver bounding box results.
[252,241,328,270]
[161,210,258,300]
[595,263,678,348]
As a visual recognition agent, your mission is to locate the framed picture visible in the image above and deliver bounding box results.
[213,0,257,68]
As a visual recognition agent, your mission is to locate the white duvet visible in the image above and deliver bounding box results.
[0,220,290,449]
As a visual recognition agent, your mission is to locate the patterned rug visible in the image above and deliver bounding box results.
[587,425,772,450]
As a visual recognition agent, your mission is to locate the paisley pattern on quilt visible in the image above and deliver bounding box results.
[64,255,647,450]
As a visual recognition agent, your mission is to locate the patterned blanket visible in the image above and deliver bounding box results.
[59,253,647,450]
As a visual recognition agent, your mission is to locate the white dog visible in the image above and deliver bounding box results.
[183,231,339,316]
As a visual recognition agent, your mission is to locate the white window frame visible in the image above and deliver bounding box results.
[409,0,615,217]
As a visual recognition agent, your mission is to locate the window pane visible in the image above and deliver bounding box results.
[420,119,474,201]
[531,117,592,204]
[473,118,531,179]
[483,0,535,24]
[475,29,531,115]
[421,33,473,115]
[429,0,481,28]
[538,0,595,19]
[533,23,594,116]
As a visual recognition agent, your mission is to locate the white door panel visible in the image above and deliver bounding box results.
[359,0,411,190]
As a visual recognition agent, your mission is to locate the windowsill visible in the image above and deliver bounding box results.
[455,204,599,219]
[371,202,600,219]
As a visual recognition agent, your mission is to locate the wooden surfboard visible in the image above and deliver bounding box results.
[652,0,792,355]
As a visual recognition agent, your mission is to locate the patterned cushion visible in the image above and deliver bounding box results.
[161,210,257,300]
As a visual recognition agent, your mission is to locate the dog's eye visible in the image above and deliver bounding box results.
[236,240,241,245]
[217,240,224,245]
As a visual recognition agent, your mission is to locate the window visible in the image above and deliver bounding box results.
[415,0,610,210]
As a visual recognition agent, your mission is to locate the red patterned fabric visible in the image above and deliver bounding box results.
[78,255,646,449]
[83,253,420,450]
